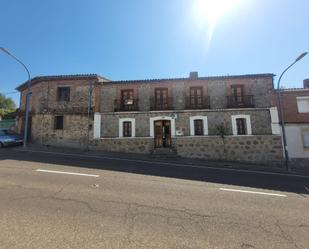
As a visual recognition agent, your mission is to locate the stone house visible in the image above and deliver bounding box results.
[16,72,283,165]
[275,79,309,166]
[16,74,108,148]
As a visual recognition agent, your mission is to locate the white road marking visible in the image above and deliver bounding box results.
[15,148,309,179]
[35,169,99,177]
[304,186,309,193]
[220,188,287,197]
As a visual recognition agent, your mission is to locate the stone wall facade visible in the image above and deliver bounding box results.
[30,114,91,148]
[174,135,283,165]
[18,76,104,114]
[100,74,274,112]
[90,135,283,165]
[16,73,283,165]
[100,109,272,138]
[91,137,154,154]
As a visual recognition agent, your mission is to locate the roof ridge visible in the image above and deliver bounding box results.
[16,74,108,91]
[108,73,274,84]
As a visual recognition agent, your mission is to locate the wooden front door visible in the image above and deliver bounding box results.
[154,120,171,148]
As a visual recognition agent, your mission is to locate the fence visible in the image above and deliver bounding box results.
[0,119,16,129]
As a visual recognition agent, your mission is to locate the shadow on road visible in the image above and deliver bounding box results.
[0,147,308,195]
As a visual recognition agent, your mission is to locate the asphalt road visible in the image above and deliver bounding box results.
[0,148,308,249]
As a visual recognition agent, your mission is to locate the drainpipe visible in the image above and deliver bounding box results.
[86,81,94,150]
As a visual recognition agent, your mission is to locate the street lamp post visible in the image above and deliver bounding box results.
[277,52,307,171]
[0,47,32,147]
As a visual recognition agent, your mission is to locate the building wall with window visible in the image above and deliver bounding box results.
[100,74,274,113]
[16,75,106,146]
[275,84,309,166]
[95,73,283,165]
[16,73,283,165]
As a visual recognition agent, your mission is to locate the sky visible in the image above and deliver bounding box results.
[0,0,308,105]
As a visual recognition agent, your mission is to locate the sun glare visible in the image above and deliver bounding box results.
[194,0,242,44]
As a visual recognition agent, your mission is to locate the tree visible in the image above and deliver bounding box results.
[0,93,17,119]
[215,122,229,161]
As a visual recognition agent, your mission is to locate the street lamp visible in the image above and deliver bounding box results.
[0,47,32,147]
[277,52,308,171]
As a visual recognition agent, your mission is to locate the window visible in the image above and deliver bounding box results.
[123,121,132,137]
[231,115,252,135]
[236,118,247,135]
[303,131,309,148]
[296,97,309,113]
[189,116,208,136]
[231,85,244,103]
[54,116,64,130]
[155,88,168,109]
[119,118,136,137]
[194,119,204,135]
[57,87,70,102]
[121,90,134,105]
[190,87,203,107]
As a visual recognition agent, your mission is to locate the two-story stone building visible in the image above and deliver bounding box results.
[16,72,283,165]
[16,74,108,148]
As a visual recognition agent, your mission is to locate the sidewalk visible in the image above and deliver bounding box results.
[14,144,309,176]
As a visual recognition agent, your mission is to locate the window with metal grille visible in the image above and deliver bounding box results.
[57,87,70,102]
[155,88,168,107]
[121,90,134,105]
[236,118,247,135]
[190,87,203,106]
[194,119,204,135]
[54,116,64,130]
[123,121,132,137]
[231,85,244,103]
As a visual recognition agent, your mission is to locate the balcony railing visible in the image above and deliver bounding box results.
[227,95,255,108]
[150,97,173,110]
[114,99,139,112]
[185,96,210,109]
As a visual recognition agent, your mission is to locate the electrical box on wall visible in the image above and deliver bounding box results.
[171,113,178,119]
[176,130,183,136]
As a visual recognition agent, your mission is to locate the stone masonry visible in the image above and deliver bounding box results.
[16,73,283,166]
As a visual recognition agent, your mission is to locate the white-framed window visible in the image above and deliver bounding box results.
[119,118,135,137]
[231,115,252,135]
[189,116,208,136]
[296,96,309,113]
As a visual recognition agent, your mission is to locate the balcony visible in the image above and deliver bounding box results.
[227,95,255,108]
[114,99,139,112]
[150,97,174,111]
[185,96,210,109]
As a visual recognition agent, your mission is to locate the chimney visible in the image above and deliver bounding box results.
[189,72,198,80]
[303,79,309,88]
